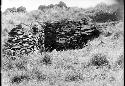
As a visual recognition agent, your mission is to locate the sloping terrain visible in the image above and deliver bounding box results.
[1,2,124,86]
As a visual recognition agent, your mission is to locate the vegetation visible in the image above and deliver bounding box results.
[38,1,67,11]
[90,53,109,67]
[2,1,124,86]
[85,3,123,22]
[17,6,27,13]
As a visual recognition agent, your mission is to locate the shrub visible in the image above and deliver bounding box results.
[17,6,26,13]
[10,75,29,84]
[38,1,67,11]
[87,3,122,22]
[48,4,54,8]
[41,54,52,65]
[4,7,17,13]
[90,54,109,67]
[38,5,48,10]
[113,55,124,71]
[90,11,119,23]
[57,1,67,8]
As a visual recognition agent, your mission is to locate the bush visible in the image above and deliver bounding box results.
[10,75,29,84]
[87,3,122,22]
[57,1,67,8]
[41,54,52,65]
[38,5,48,10]
[113,55,124,71]
[17,6,26,13]
[90,54,109,67]
[48,4,54,8]
[90,11,119,23]
[4,7,17,13]
[38,1,67,11]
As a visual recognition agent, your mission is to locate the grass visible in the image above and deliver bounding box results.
[2,22,124,86]
[2,2,124,86]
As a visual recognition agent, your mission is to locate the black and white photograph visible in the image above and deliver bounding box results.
[1,0,124,86]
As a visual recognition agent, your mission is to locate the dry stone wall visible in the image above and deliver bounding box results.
[3,18,101,56]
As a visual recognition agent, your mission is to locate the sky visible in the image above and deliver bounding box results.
[1,0,117,12]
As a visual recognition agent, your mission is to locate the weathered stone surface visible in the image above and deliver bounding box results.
[43,19,101,52]
[3,18,101,55]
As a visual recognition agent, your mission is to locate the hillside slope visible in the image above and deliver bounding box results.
[2,2,124,86]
